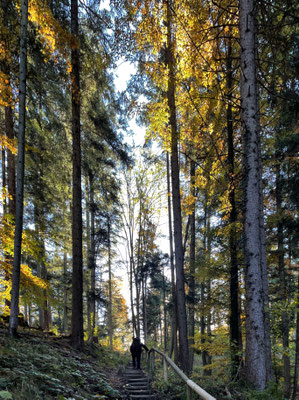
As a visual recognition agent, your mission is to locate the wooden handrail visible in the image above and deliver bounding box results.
[147,347,216,400]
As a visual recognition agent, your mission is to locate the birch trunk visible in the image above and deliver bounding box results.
[9,0,28,336]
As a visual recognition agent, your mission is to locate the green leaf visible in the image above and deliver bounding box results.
[0,391,13,400]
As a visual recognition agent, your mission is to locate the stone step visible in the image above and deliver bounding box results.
[127,378,149,382]
[126,382,149,386]
[123,364,156,400]
[126,385,150,390]
[128,390,151,395]
[124,371,145,375]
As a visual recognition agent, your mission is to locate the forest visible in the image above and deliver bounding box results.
[0,0,298,399]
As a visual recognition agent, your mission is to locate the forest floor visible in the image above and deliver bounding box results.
[0,323,128,400]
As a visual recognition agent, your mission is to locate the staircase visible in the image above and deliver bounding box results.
[123,366,156,400]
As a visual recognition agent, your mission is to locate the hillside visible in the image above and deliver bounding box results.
[0,325,127,400]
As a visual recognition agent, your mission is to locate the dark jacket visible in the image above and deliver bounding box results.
[130,337,148,355]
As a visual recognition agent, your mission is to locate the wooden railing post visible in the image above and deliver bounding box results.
[147,350,151,373]
[186,385,193,400]
[151,350,155,377]
[163,357,168,382]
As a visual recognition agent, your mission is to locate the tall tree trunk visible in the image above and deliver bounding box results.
[88,172,96,341]
[135,212,143,338]
[129,252,136,336]
[239,0,272,388]
[4,90,16,310]
[37,240,49,330]
[226,35,241,376]
[6,105,16,217]
[34,198,49,332]
[201,202,211,375]
[276,159,290,397]
[2,123,9,310]
[126,184,137,337]
[107,217,113,349]
[167,152,178,362]
[163,266,167,352]
[9,0,28,337]
[291,273,299,400]
[200,301,208,368]
[188,160,196,371]
[70,0,83,350]
[166,0,189,373]
[142,277,148,343]
[85,177,91,340]
[2,137,7,213]
[135,274,141,338]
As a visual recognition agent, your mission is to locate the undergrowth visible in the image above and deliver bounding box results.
[0,328,125,400]
[150,360,284,400]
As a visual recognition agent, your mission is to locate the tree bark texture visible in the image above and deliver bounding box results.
[6,105,16,216]
[291,274,299,400]
[239,0,272,388]
[276,159,291,397]
[70,0,83,350]
[9,0,28,336]
[2,136,7,213]
[108,217,113,350]
[142,278,148,343]
[226,35,241,375]
[88,172,96,341]
[166,0,189,373]
[188,160,196,371]
[201,203,212,375]
[166,152,178,362]
[63,252,68,333]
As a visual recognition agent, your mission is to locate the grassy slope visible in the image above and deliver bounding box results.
[0,326,128,400]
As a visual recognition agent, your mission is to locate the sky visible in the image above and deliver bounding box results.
[111,59,173,309]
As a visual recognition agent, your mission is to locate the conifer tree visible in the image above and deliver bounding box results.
[70,0,83,350]
[239,0,273,388]
[9,0,28,337]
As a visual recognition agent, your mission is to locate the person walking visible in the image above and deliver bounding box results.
[130,337,149,369]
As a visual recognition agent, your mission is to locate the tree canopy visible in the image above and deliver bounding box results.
[0,0,298,398]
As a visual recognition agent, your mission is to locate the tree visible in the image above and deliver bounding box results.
[70,0,83,350]
[239,0,273,388]
[165,0,190,373]
[9,0,28,336]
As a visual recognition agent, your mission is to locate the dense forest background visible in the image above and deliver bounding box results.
[0,0,298,399]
